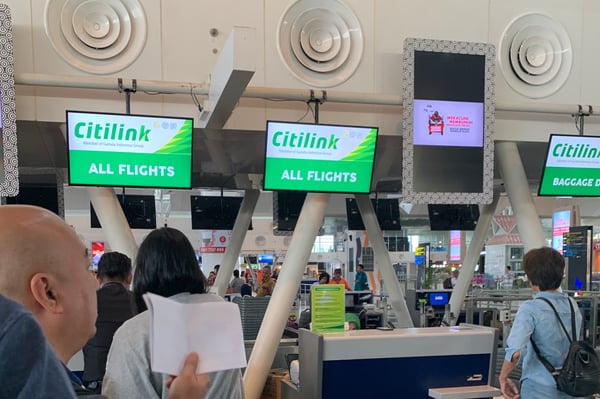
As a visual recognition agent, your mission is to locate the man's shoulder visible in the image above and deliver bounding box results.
[0,295,34,338]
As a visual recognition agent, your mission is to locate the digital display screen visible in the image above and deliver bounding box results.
[539,134,600,196]
[412,51,485,194]
[91,241,105,268]
[450,230,461,261]
[67,111,193,189]
[263,121,378,194]
[257,253,274,264]
[552,209,571,254]
[429,292,449,306]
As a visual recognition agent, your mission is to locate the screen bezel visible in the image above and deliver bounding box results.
[66,110,194,190]
[401,38,495,204]
[263,120,378,194]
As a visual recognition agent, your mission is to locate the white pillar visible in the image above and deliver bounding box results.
[496,141,545,251]
[243,193,329,399]
[87,187,138,261]
[355,195,413,327]
[448,192,499,326]
[213,189,259,297]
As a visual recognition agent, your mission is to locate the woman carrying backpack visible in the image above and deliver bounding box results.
[499,247,583,399]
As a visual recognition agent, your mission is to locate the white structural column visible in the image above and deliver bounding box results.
[213,189,260,297]
[448,192,499,326]
[355,195,414,327]
[496,141,546,251]
[243,193,330,399]
[87,187,138,261]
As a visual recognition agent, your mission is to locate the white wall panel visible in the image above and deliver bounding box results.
[580,0,600,106]
[488,0,583,105]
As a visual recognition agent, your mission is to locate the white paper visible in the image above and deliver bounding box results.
[143,293,247,375]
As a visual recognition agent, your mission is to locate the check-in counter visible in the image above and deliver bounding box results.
[284,325,498,399]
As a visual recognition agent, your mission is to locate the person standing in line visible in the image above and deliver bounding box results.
[103,227,245,399]
[229,269,246,294]
[499,247,582,399]
[503,265,515,289]
[256,265,275,297]
[207,264,220,287]
[83,251,137,393]
[329,268,351,291]
[354,264,369,291]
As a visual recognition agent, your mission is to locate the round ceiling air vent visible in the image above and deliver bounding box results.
[277,0,363,87]
[45,0,147,74]
[498,13,572,98]
[255,235,267,247]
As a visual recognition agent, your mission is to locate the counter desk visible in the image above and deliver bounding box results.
[283,325,498,399]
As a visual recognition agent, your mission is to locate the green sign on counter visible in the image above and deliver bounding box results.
[310,284,345,333]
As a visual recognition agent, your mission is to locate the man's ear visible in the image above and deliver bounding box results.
[30,273,63,314]
[125,272,133,285]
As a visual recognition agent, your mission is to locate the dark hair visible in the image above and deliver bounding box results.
[214,264,220,272]
[97,251,131,280]
[523,247,564,291]
[240,284,252,297]
[133,227,206,311]
[318,271,330,283]
[506,265,511,271]
[357,264,363,270]
[233,269,240,278]
[334,268,342,275]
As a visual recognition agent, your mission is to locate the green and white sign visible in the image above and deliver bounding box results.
[67,111,193,189]
[263,121,378,193]
[310,284,345,333]
[539,134,600,196]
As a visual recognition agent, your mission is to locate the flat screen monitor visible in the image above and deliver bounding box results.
[191,196,252,230]
[345,198,402,231]
[67,110,193,189]
[274,191,307,232]
[402,38,495,204]
[538,134,600,196]
[257,253,274,265]
[428,204,480,231]
[263,121,378,194]
[429,292,450,306]
[551,206,579,254]
[90,194,156,229]
[6,185,60,215]
[91,241,105,269]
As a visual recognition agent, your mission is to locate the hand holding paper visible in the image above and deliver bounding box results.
[144,293,246,375]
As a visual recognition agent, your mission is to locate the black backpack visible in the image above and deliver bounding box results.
[531,297,600,397]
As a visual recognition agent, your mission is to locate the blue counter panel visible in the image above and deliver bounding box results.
[321,353,490,398]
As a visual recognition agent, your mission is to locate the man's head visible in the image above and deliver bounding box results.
[452,270,459,278]
[523,247,564,291]
[333,268,342,281]
[506,265,511,272]
[233,269,240,278]
[97,251,132,285]
[262,266,271,281]
[0,205,97,363]
[357,264,364,272]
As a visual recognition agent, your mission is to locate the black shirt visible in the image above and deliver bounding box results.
[82,282,136,383]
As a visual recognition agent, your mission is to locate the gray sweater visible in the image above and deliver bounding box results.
[102,292,245,399]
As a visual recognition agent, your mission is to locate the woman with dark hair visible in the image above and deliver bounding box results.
[103,227,245,399]
[499,247,582,399]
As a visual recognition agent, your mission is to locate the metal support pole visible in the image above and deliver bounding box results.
[243,193,329,399]
[87,187,138,261]
[447,192,499,326]
[355,194,414,327]
[496,142,546,251]
[213,189,260,297]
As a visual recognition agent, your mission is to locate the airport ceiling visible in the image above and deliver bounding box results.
[15,120,547,193]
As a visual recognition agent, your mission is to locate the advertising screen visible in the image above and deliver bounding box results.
[402,38,495,204]
[538,134,600,196]
[263,121,378,194]
[449,230,461,261]
[67,111,193,189]
[552,209,571,254]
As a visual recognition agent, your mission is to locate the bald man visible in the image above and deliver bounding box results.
[0,205,209,398]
